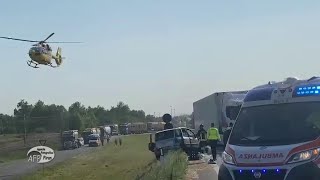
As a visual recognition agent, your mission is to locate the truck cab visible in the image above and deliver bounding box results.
[219,77,320,180]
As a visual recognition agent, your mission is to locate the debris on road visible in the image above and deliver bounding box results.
[186,153,221,180]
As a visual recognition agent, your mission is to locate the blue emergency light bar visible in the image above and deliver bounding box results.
[294,85,320,97]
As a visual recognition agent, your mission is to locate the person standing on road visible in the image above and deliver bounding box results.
[106,134,110,143]
[223,122,233,148]
[196,124,207,153]
[100,127,105,146]
[207,123,220,163]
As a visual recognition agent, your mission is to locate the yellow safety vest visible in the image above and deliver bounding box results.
[207,128,220,140]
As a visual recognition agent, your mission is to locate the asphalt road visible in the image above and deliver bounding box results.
[0,144,101,180]
[186,147,224,180]
[0,135,124,180]
[1,135,223,180]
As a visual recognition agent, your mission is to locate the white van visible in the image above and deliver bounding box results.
[219,77,320,180]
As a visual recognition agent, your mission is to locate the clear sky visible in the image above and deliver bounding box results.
[1,0,320,116]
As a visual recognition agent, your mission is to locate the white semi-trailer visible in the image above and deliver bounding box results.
[192,91,247,142]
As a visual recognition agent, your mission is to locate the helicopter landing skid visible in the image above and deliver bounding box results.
[49,63,58,68]
[27,60,39,68]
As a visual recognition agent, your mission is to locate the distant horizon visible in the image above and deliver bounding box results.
[4,98,192,117]
[1,1,320,117]
[1,75,316,116]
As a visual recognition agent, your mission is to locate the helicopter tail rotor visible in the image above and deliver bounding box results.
[53,47,64,66]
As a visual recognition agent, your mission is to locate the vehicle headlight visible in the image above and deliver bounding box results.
[222,151,235,165]
[287,148,320,164]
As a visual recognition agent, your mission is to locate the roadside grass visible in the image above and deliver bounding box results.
[141,150,188,180]
[0,134,61,163]
[0,134,22,146]
[0,142,61,163]
[22,134,155,180]
[0,148,28,163]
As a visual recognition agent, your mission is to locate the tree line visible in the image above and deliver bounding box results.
[0,99,157,134]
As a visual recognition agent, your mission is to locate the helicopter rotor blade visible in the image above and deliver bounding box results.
[42,33,55,43]
[45,41,83,44]
[0,36,39,43]
[0,33,82,44]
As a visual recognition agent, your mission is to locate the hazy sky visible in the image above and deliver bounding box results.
[1,1,320,116]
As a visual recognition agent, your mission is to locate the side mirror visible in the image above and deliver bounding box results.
[148,142,155,152]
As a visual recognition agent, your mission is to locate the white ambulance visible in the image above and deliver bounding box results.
[219,77,320,180]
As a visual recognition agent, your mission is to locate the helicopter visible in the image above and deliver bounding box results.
[0,33,81,68]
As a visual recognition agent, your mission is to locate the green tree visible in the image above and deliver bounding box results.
[69,113,83,131]
[0,114,16,134]
[13,100,33,133]
[3,100,154,134]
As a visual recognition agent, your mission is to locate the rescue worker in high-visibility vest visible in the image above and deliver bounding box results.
[207,122,221,163]
[196,124,207,153]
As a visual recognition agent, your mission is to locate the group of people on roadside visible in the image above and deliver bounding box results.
[99,127,111,146]
[196,122,233,163]
[161,113,233,164]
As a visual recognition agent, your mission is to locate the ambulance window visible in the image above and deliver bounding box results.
[305,112,320,131]
[229,102,320,146]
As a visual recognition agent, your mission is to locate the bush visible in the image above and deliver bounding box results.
[34,127,47,133]
[140,150,188,180]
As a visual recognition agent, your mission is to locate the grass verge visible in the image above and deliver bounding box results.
[0,133,61,163]
[140,150,188,180]
[0,140,60,163]
[0,134,22,146]
[0,148,29,163]
[22,134,154,180]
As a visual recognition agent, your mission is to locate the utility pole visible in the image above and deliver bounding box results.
[60,112,63,142]
[0,118,3,135]
[23,114,26,147]
[170,106,173,116]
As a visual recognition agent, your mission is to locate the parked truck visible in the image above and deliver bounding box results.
[147,122,165,132]
[119,123,130,135]
[62,130,82,150]
[130,122,148,134]
[192,91,247,144]
[82,128,99,144]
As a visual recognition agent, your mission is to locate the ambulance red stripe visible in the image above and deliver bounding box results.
[225,145,237,164]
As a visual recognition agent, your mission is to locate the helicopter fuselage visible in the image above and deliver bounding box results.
[0,32,76,68]
[28,46,52,64]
